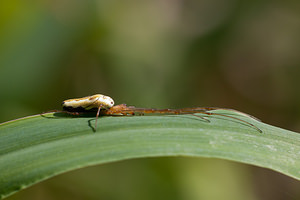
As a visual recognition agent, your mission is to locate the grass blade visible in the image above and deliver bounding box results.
[0,111,300,198]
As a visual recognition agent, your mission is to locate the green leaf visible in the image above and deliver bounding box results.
[0,110,300,199]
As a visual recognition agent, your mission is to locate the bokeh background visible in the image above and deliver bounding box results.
[1,0,300,199]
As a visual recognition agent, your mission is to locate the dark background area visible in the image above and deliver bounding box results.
[1,0,300,199]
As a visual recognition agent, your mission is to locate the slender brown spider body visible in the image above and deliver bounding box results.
[103,104,262,133]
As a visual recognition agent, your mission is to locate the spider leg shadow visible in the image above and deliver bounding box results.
[196,111,262,133]
[166,113,261,133]
[41,111,99,133]
[190,112,246,126]
[40,112,96,119]
[166,114,211,123]
[88,119,96,133]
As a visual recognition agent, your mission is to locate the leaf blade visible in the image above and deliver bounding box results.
[0,112,300,198]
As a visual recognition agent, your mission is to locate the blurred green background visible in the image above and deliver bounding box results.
[1,0,300,199]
